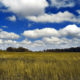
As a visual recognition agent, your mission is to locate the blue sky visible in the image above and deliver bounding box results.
[0,0,80,51]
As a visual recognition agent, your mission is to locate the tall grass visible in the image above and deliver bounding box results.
[0,52,80,80]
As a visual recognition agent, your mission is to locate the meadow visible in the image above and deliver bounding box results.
[0,51,80,80]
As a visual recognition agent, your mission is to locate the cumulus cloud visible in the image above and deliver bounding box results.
[51,0,75,8]
[1,26,7,28]
[42,37,72,45]
[0,39,3,44]
[7,15,16,22]
[19,37,80,51]
[0,0,48,17]
[0,30,20,39]
[32,40,45,47]
[0,30,20,49]
[0,39,19,50]
[23,28,59,39]
[0,29,3,31]
[59,25,80,38]
[27,11,80,23]
[1,24,80,51]
[21,24,80,51]
[43,37,61,44]
[21,39,32,44]
[23,24,80,39]
[77,10,80,14]
[0,0,79,23]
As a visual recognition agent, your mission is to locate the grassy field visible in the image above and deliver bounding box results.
[0,52,80,80]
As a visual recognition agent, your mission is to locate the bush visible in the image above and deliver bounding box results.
[6,47,30,52]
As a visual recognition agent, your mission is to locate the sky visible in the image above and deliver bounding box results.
[0,0,80,51]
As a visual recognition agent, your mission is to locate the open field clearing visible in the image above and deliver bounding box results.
[0,52,80,80]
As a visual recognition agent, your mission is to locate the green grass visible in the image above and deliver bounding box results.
[0,52,80,80]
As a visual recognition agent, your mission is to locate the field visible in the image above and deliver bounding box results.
[0,52,80,80]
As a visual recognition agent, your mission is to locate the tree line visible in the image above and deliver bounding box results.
[44,47,80,52]
[1,47,80,52]
[6,47,31,52]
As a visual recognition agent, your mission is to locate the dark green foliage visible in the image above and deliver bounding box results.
[44,47,80,52]
[6,47,30,52]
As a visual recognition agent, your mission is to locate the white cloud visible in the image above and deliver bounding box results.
[19,37,80,51]
[0,29,3,31]
[0,31,20,39]
[1,24,80,51]
[21,24,80,50]
[4,40,17,44]
[42,37,80,50]
[51,0,75,8]
[23,24,80,39]
[0,0,79,23]
[0,0,48,17]
[32,40,45,47]
[0,39,19,50]
[59,25,80,38]
[27,11,80,23]
[0,39,3,44]
[7,15,16,22]
[2,26,7,28]
[20,40,46,51]
[21,39,32,44]
[43,37,61,44]
[23,28,59,39]
[77,10,80,14]
[28,23,32,27]
[43,37,72,45]
[1,36,80,51]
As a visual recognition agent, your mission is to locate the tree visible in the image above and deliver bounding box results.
[7,47,15,52]
[6,47,30,52]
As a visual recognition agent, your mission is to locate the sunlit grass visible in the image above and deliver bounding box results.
[0,51,80,80]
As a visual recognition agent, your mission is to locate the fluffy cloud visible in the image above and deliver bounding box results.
[4,40,17,44]
[27,11,80,23]
[77,10,80,14]
[23,24,80,39]
[59,25,80,38]
[1,24,80,51]
[43,37,61,44]
[1,26,7,28]
[51,0,75,8]
[0,0,79,23]
[0,30,20,49]
[0,0,48,17]
[20,37,80,51]
[0,39,19,50]
[42,37,72,45]
[0,29,3,31]
[23,28,59,39]
[22,24,80,49]
[7,15,16,22]
[41,37,80,50]
[20,24,80,51]
[0,39,3,44]
[0,30,20,39]
[21,39,32,44]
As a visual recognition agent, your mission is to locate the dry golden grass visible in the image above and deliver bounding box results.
[0,52,80,80]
